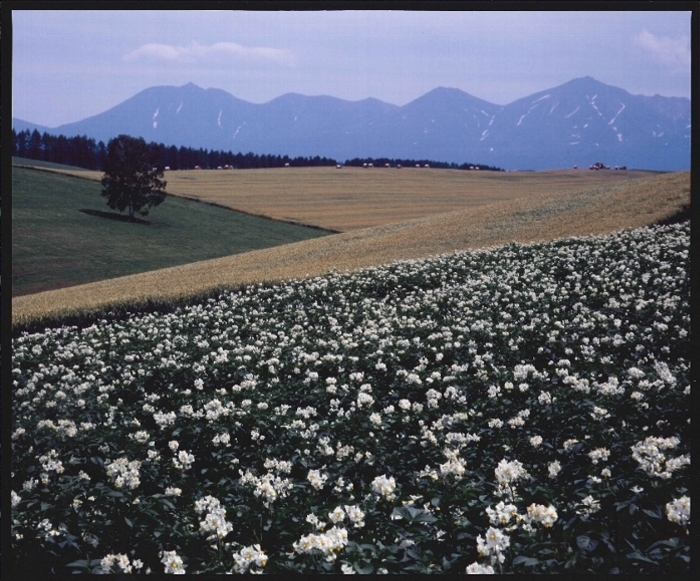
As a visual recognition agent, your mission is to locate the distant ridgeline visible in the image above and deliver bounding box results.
[344,157,503,171]
[12,128,501,172]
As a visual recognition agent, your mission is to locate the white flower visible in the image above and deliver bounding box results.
[154,411,177,429]
[344,505,365,528]
[666,496,690,525]
[588,448,610,465]
[293,526,349,561]
[494,459,528,486]
[105,457,141,489]
[576,495,601,516]
[328,506,345,523]
[100,553,133,574]
[523,503,558,528]
[485,501,518,526]
[631,436,689,479]
[307,469,328,490]
[476,527,510,564]
[357,392,374,408]
[538,391,553,405]
[466,561,495,574]
[195,496,233,541]
[548,460,561,479]
[530,435,543,448]
[371,474,397,501]
[563,439,579,452]
[173,450,195,471]
[160,550,185,574]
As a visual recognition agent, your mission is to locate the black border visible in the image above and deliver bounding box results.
[2,2,698,579]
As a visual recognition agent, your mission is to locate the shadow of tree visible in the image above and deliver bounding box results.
[79,209,151,225]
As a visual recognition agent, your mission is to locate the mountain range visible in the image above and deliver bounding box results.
[13,76,690,171]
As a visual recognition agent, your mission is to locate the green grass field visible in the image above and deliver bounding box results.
[12,166,332,297]
[11,156,93,172]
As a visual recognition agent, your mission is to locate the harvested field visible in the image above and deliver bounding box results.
[12,170,689,328]
[22,162,662,231]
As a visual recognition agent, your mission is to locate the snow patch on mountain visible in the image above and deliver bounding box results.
[609,103,625,125]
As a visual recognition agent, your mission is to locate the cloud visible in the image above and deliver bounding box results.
[123,41,296,67]
[633,29,690,69]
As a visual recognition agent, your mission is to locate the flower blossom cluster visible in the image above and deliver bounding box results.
[194,495,233,542]
[665,496,690,526]
[293,526,349,561]
[631,436,690,479]
[232,544,267,573]
[100,553,143,574]
[160,550,186,574]
[371,474,397,501]
[105,457,141,489]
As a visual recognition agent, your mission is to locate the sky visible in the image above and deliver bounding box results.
[12,9,692,128]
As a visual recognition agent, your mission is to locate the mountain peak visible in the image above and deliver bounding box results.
[17,77,688,171]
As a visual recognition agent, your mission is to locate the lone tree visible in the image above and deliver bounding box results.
[101,135,167,220]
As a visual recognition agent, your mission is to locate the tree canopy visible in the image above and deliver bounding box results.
[100,135,167,220]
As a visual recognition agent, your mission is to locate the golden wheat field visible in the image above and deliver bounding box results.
[23,163,661,232]
[12,170,689,328]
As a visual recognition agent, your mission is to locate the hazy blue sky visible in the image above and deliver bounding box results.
[12,9,692,128]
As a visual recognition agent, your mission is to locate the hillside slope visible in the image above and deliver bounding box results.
[12,171,689,327]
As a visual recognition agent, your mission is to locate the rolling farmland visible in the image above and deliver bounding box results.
[12,169,689,328]
[16,159,662,231]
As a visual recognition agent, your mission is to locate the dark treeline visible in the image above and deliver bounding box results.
[12,129,338,171]
[13,128,503,173]
[344,157,504,171]
[13,129,106,170]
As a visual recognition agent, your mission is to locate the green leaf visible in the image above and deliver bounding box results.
[513,555,540,567]
[641,507,661,519]
[66,559,89,568]
[353,562,374,574]
[577,535,599,552]
[626,551,658,564]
